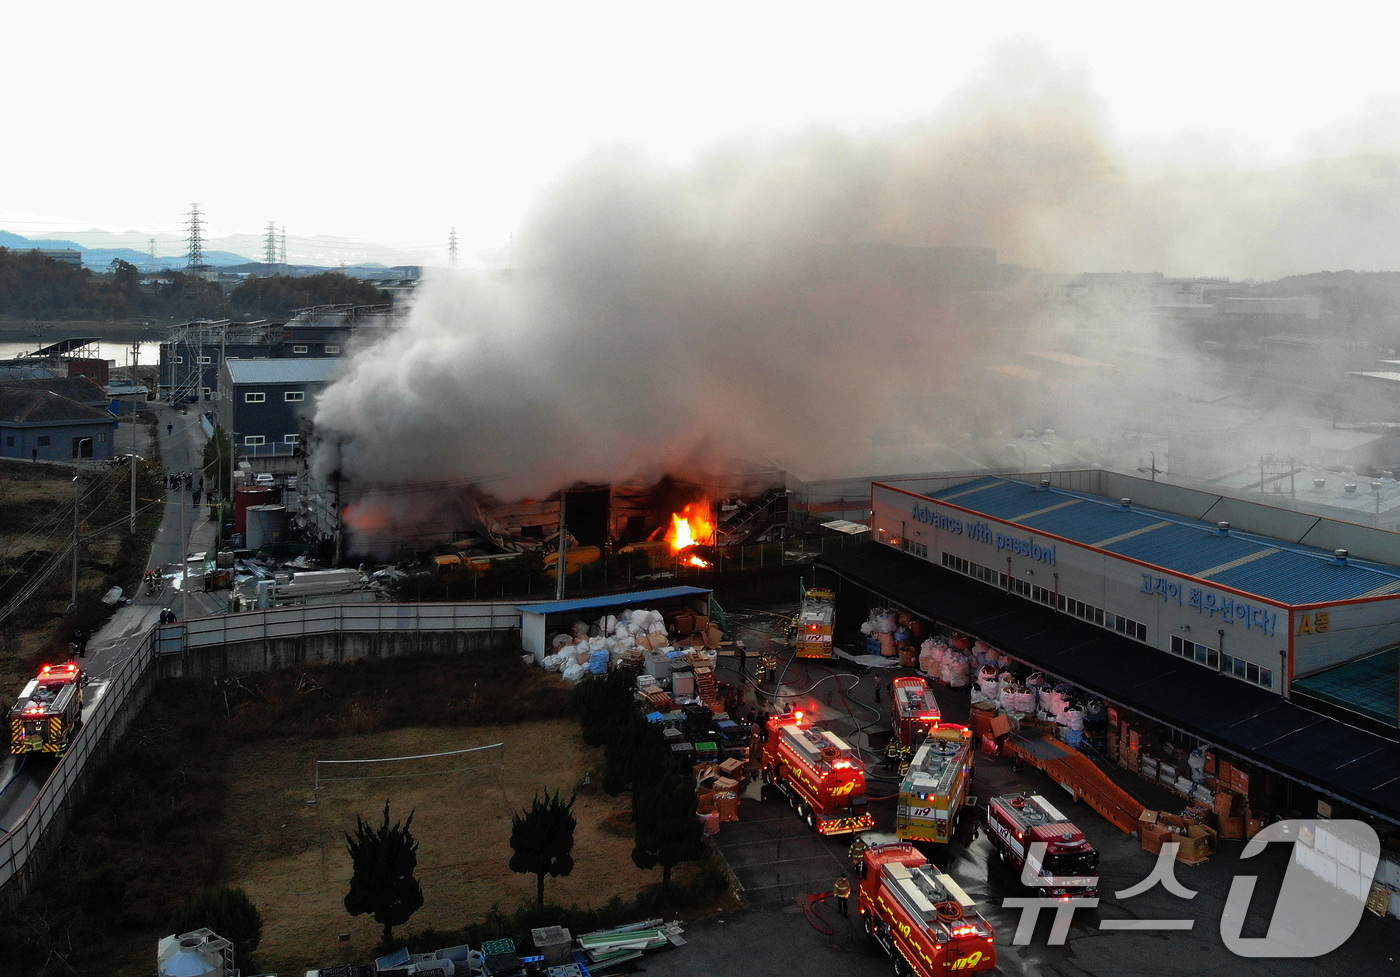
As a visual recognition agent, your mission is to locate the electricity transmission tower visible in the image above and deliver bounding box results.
[280,226,287,267]
[186,203,206,272]
[264,222,278,266]
[148,238,158,271]
[448,227,459,268]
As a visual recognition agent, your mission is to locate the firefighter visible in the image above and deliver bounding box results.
[833,875,852,916]
[898,745,913,777]
[848,835,869,870]
[734,636,747,675]
[885,739,901,770]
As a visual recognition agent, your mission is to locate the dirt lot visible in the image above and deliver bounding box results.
[223,719,651,973]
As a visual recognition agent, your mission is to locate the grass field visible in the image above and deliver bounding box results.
[223,720,650,973]
[0,653,714,977]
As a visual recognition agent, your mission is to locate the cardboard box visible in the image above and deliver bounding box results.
[1204,750,1217,776]
[1218,815,1246,839]
[1187,824,1217,853]
[1158,812,1188,831]
[1141,823,1172,855]
[1138,809,1160,829]
[1218,759,1235,785]
[1213,791,1242,817]
[1246,817,1265,838]
[1230,769,1250,795]
[712,776,740,792]
[990,714,1014,738]
[718,758,745,778]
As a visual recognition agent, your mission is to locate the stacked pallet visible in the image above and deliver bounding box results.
[638,688,675,712]
[692,664,717,702]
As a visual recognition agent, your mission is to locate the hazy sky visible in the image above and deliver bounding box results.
[6,1,1400,274]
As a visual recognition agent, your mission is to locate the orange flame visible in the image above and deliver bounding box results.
[666,502,715,551]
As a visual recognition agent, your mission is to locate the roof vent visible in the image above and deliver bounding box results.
[1372,482,1384,493]
[1344,483,1358,494]
[1313,478,1326,490]
[1217,521,1230,535]
[1334,548,1349,565]
[1120,498,1132,509]
[1040,479,1051,490]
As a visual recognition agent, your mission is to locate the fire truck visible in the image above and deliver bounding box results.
[9,661,85,756]
[858,842,997,976]
[794,587,835,659]
[896,725,973,844]
[761,710,873,835]
[986,793,1100,897]
[890,676,940,747]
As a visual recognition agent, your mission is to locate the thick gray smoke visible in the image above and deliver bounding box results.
[311,58,1400,540]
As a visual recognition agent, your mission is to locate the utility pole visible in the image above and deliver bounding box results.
[180,479,189,622]
[71,470,81,613]
[555,489,568,601]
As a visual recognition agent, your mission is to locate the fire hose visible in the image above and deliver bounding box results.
[801,890,837,935]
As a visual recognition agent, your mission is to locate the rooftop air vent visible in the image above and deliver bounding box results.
[1334,548,1349,564]
[1345,483,1358,494]
[1373,482,1384,493]
[1217,521,1230,535]
[1120,498,1132,509]
[1314,478,1326,490]
[1040,479,1051,490]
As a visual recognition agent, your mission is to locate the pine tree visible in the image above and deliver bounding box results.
[632,771,706,888]
[509,790,578,909]
[344,802,424,942]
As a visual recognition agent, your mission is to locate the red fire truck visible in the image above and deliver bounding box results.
[896,725,973,844]
[890,676,941,747]
[9,661,85,756]
[794,587,836,659]
[986,793,1100,897]
[858,842,997,976]
[761,710,873,835]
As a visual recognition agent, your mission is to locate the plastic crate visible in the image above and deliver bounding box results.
[481,938,515,956]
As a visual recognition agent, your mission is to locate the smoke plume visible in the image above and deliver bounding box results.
[310,55,1400,544]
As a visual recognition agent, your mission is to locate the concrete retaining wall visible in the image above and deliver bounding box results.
[156,626,522,681]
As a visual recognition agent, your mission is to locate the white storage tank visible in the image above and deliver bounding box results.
[245,504,288,550]
[157,930,234,977]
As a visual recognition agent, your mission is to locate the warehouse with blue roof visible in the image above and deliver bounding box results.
[817,468,1400,826]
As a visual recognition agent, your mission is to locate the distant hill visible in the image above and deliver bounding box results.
[0,230,253,269]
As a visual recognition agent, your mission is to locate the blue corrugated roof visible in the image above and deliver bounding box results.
[516,586,711,615]
[929,476,1400,606]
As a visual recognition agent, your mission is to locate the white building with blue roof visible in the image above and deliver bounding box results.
[872,471,1400,698]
